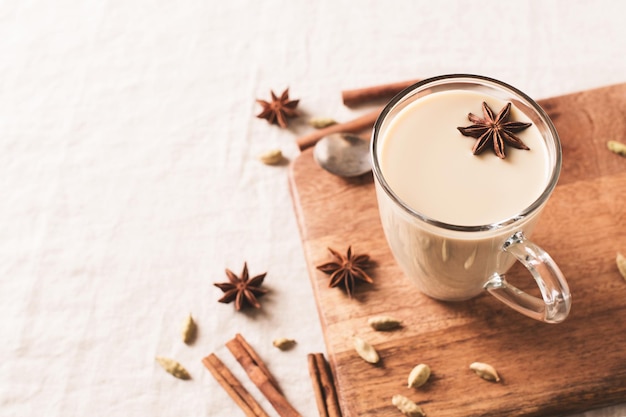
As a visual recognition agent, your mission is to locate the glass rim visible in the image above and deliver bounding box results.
[370,74,562,233]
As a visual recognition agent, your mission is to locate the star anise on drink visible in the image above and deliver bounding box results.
[214,263,268,310]
[457,101,532,159]
[316,246,374,298]
[256,88,299,128]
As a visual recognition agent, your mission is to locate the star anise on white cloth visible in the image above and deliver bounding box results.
[214,263,267,310]
[256,88,299,128]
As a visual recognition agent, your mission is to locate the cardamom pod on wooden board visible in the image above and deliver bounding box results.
[407,364,430,388]
[353,336,379,364]
[607,140,626,157]
[616,252,626,280]
[391,394,425,417]
[368,315,402,331]
[469,361,500,382]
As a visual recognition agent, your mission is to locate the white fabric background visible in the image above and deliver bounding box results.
[0,0,624,416]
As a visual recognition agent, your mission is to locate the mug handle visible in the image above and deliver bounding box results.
[484,231,571,323]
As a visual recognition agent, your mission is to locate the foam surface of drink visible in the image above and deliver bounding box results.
[379,90,550,226]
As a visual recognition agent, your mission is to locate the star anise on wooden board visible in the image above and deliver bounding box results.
[214,263,268,310]
[256,88,300,128]
[316,246,374,298]
[457,101,532,159]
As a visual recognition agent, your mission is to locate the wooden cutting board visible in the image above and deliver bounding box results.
[289,83,626,417]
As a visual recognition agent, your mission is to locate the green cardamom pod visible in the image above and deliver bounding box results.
[308,117,337,129]
[258,149,284,165]
[608,140,626,157]
[368,315,402,331]
[272,337,296,350]
[407,364,430,388]
[181,313,197,345]
[353,336,379,364]
[617,252,626,280]
[156,356,191,380]
[392,394,425,417]
[469,361,500,382]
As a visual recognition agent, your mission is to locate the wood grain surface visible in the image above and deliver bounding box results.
[288,83,626,417]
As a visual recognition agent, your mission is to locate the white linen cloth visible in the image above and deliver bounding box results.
[0,0,624,416]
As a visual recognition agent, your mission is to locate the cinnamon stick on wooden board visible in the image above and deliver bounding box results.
[202,353,270,417]
[296,108,382,150]
[308,353,342,417]
[226,334,302,417]
[342,79,420,107]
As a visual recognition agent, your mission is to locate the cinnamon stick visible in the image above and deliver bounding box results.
[342,79,420,107]
[226,334,302,417]
[202,353,270,417]
[308,353,342,417]
[234,333,281,393]
[296,108,382,150]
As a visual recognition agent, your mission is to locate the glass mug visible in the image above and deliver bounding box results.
[371,74,571,323]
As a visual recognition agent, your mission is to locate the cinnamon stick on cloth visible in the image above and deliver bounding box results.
[226,333,302,417]
[342,79,420,107]
[308,353,342,417]
[202,353,270,417]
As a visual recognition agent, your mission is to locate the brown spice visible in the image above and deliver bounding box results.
[214,263,268,311]
[316,246,374,298]
[342,79,420,107]
[226,334,302,417]
[202,353,270,417]
[256,88,299,128]
[457,101,531,159]
[308,353,342,417]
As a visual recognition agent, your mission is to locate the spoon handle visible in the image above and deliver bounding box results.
[297,108,382,150]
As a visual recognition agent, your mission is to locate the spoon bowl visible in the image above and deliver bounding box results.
[313,133,372,178]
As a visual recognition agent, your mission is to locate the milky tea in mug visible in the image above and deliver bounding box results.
[371,75,571,323]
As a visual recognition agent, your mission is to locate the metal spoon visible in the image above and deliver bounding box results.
[313,133,372,177]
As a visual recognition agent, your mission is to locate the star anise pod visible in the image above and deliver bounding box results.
[214,263,267,310]
[316,246,374,298]
[256,88,299,128]
[457,101,532,159]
